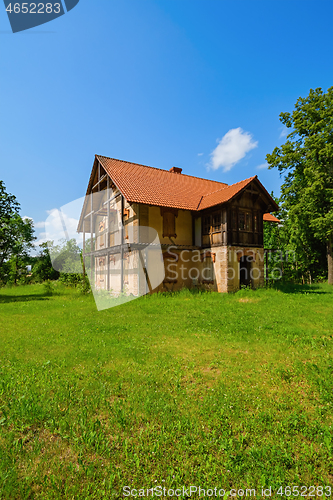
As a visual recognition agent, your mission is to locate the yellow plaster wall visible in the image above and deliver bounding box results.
[148,206,193,246]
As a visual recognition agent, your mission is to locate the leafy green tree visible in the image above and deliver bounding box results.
[266,87,333,284]
[31,242,60,282]
[8,216,35,284]
[0,181,36,284]
[264,209,327,284]
[0,180,19,268]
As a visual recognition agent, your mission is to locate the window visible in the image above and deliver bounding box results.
[162,211,177,238]
[254,214,258,232]
[232,211,237,230]
[245,212,252,231]
[202,215,211,234]
[203,216,211,235]
[239,212,245,230]
[239,211,252,231]
[212,212,221,232]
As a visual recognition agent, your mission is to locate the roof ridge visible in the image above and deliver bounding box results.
[96,154,228,186]
[96,155,169,174]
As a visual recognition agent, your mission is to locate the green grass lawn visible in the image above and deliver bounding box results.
[0,283,332,499]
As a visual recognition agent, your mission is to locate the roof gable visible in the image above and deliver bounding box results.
[197,176,257,210]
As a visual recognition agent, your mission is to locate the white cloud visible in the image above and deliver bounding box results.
[209,127,258,172]
[279,126,288,138]
[22,216,33,221]
[256,163,268,170]
[32,198,85,247]
[197,152,203,156]
[34,221,46,229]
[44,206,83,247]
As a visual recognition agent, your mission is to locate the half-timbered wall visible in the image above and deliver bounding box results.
[201,189,267,248]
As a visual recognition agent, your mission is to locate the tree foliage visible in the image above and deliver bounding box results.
[0,181,36,284]
[266,87,333,284]
[264,211,327,284]
[31,242,60,282]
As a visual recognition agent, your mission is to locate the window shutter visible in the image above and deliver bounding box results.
[161,208,178,238]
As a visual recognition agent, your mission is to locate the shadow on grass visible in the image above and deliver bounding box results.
[270,282,330,295]
[0,293,50,303]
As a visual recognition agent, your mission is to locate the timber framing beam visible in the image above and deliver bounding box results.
[92,173,107,191]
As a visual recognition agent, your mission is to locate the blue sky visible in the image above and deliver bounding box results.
[0,0,332,245]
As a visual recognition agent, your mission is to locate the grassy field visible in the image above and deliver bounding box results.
[0,283,332,499]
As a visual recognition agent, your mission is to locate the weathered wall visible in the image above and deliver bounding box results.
[226,246,265,292]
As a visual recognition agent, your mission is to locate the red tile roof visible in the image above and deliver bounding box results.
[263,213,280,223]
[197,177,256,210]
[96,155,227,211]
[94,155,279,213]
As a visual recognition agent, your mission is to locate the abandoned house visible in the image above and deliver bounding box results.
[78,155,279,295]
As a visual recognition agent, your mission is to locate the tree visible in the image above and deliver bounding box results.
[31,242,60,282]
[0,181,36,284]
[264,208,327,284]
[266,87,333,284]
[7,216,35,284]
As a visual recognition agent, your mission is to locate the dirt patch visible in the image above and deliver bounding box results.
[238,298,260,303]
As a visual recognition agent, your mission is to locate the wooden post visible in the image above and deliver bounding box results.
[265,249,268,283]
[328,238,333,285]
[227,208,231,245]
[107,176,110,291]
[137,204,140,295]
[90,192,93,284]
[144,247,148,295]
[236,208,240,246]
[82,226,86,276]
[192,213,195,247]
[121,195,124,293]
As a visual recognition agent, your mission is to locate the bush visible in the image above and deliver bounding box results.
[43,280,54,296]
